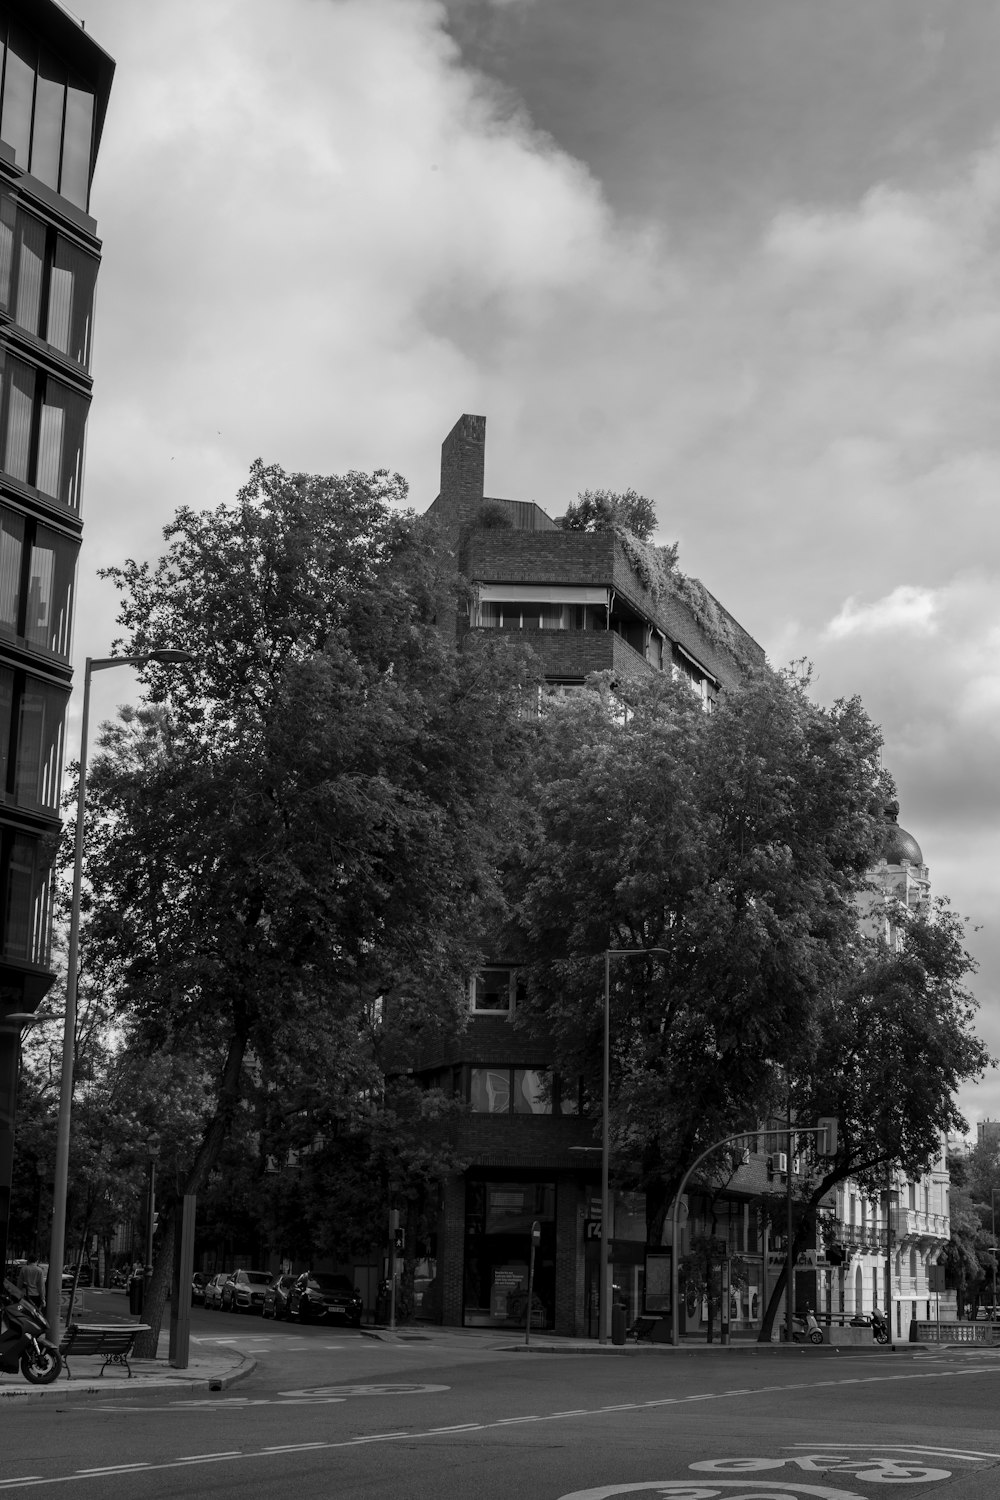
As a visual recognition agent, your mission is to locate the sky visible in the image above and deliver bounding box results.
[70,0,1000,1130]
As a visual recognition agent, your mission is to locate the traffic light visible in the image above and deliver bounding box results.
[393,1228,404,1253]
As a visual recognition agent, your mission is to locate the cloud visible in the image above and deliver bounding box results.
[74,0,1000,1125]
[825,586,940,640]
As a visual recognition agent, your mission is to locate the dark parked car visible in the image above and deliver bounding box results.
[222,1269,271,1313]
[203,1272,232,1311]
[288,1272,363,1327]
[262,1273,296,1320]
[191,1272,208,1305]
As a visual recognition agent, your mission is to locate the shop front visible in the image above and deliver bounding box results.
[462,1176,556,1330]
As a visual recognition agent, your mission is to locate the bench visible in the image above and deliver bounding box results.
[59,1324,151,1379]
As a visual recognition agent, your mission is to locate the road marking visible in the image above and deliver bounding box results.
[74,1467,149,1476]
[176,1452,243,1461]
[425,1424,483,1433]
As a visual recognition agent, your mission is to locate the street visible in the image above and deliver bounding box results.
[4,1307,1000,1498]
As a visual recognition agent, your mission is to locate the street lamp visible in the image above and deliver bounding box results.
[596,947,669,1345]
[45,650,193,1343]
[988,1189,999,1315]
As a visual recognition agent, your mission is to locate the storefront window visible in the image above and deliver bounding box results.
[463,1179,555,1329]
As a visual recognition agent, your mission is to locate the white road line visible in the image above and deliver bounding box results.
[74,1467,149,1476]
[176,1451,243,1461]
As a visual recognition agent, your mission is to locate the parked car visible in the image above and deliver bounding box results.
[63,1263,94,1287]
[288,1272,363,1327]
[262,1273,296,1320]
[221,1269,271,1314]
[203,1272,232,1311]
[191,1272,208,1305]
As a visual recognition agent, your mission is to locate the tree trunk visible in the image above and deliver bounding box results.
[133,1027,247,1359]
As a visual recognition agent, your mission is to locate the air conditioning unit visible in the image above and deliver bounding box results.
[768,1153,788,1175]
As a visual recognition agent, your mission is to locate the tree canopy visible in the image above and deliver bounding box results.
[511,665,983,1242]
[75,460,534,1347]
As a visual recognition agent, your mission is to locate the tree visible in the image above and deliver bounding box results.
[753,898,988,1339]
[82,460,534,1353]
[558,488,660,543]
[514,665,892,1243]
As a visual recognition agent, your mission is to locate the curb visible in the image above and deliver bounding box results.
[0,1351,257,1401]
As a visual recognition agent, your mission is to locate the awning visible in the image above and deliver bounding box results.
[477,584,610,605]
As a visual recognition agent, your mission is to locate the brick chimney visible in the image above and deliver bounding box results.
[436,413,486,534]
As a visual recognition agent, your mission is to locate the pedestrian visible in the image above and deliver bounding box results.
[16,1253,45,1311]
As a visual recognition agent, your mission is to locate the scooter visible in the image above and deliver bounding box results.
[792,1309,824,1344]
[0,1279,62,1383]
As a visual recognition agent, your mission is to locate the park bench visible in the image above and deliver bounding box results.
[59,1323,151,1379]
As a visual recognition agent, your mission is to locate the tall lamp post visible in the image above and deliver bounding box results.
[992,1190,999,1315]
[45,650,193,1343]
[597,947,669,1345]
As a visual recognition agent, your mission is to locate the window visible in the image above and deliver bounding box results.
[0,199,98,368]
[0,353,88,509]
[1,828,52,964]
[469,1067,554,1115]
[0,502,76,658]
[471,968,520,1014]
[0,21,96,210]
[0,666,68,812]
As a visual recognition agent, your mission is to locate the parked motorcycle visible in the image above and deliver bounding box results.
[0,1279,62,1383]
[848,1309,891,1344]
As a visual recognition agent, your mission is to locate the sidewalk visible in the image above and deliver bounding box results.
[362,1325,923,1356]
[0,1295,256,1401]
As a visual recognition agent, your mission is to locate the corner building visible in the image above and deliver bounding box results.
[415,415,765,1335]
[0,2,113,1266]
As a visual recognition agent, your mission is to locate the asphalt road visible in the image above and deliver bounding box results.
[6,1308,1000,1498]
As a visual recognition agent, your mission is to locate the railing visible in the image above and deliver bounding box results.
[913,1321,1000,1345]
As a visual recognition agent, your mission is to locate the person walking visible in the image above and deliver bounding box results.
[16,1254,45,1311]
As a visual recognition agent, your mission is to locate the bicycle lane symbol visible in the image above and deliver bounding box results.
[557,1445,971,1500]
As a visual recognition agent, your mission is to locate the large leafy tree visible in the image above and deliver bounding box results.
[81,461,533,1351]
[514,666,896,1240]
[755,898,987,1338]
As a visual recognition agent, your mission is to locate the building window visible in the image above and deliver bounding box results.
[469,1066,554,1115]
[0,827,52,964]
[0,21,96,211]
[0,666,68,812]
[0,353,88,509]
[470,967,521,1014]
[0,502,76,658]
[0,193,98,367]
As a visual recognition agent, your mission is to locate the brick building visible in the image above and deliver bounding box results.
[413,415,765,1334]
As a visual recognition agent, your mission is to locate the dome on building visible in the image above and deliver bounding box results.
[881,807,923,867]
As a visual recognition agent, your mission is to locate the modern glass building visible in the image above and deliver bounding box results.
[0,0,114,1265]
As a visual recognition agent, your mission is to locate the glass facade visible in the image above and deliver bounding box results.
[0,19,96,211]
[0,350,88,510]
[0,187,98,368]
[0,825,52,964]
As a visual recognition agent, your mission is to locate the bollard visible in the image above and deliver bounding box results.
[612,1303,627,1345]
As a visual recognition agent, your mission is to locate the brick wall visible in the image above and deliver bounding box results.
[434,413,486,534]
[463,529,762,689]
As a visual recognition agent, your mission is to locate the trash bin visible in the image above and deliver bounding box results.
[611,1303,627,1345]
[129,1277,144,1317]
